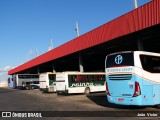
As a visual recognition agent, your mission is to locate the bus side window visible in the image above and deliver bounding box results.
[68,75,72,82]
[99,75,101,81]
[75,75,78,82]
[78,75,84,82]
[95,75,99,81]
[152,57,160,72]
[101,75,105,81]
[140,55,160,73]
[91,75,94,81]
[96,75,100,81]
[76,75,80,82]
[86,75,89,82]
[82,75,85,82]
[33,81,39,84]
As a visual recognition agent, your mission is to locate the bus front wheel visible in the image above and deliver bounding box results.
[84,87,90,95]
[31,86,34,90]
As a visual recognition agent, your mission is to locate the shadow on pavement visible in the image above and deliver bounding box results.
[0,87,19,93]
[86,92,146,110]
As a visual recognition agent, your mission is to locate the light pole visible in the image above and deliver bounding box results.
[75,21,80,37]
[75,21,84,72]
[133,0,138,9]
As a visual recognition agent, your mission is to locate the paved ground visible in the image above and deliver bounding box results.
[0,87,160,120]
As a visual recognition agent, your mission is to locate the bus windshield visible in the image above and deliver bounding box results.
[48,74,56,85]
[106,52,134,68]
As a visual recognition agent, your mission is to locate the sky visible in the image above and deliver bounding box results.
[0,0,151,81]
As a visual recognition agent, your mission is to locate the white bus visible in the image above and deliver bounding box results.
[39,72,56,92]
[56,72,105,95]
[13,74,39,90]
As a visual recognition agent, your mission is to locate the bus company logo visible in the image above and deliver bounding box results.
[115,55,123,64]
[1,112,42,118]
[70,83,94,87]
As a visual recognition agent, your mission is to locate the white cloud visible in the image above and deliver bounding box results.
[0,72,10,82]
[0,66,13,82]
[0,66,13,73]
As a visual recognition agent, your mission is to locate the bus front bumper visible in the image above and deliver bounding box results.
[57,90,68,94]
[107,95,143,106]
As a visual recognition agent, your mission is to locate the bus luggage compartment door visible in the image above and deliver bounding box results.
[56,81,66,92]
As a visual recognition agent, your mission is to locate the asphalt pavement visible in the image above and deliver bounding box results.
[0,87,159,120]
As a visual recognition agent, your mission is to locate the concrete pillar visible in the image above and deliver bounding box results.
[52,63,56,72]
[79,53,84,72]
[37,67,40,74]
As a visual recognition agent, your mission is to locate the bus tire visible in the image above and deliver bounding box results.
[84,87,90,96]
[26,87,29,90]
[31,86,34,90]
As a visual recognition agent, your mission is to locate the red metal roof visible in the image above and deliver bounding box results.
[8,0,160,75]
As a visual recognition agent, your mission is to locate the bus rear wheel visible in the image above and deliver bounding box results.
[31,86,34,90]
[84,87,90,96]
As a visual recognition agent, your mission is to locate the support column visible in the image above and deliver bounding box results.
[52,63,56,72]
[79,53,84,72]
[137,39,144,51]
[37,67,40,74]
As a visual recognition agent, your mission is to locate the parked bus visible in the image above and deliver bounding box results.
[13,74,39,90]
[56,72,105,95]
[8,77,16,88]
[105,51,160,108]
[39,72,56,92]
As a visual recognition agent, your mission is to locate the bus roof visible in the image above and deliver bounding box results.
[60,72,105,75]
[40,72,57,74]
[106,51,160,57]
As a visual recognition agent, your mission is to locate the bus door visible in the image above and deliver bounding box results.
[56,73,66,92]
[48,74,56,92]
